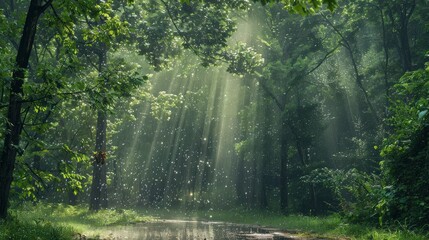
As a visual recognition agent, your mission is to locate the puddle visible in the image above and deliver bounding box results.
[98,220,326,240]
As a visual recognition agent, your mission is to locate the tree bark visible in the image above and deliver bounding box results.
[399,0,415,72]
[398,17,412,71]
[89,110,108,210]
[235,153,247,204]
[377,4,390,117]
[280,118,289,214]
[259,104,272,209]
[386,0,415,72]
[89,47,108,211]
[0,0,51,219]
[257,80,289,213]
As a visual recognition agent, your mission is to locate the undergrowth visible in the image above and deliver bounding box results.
[0,217,74,240]
[141,207,429,240]
[209,210,429,240]
[1,203,427,240]
[0,202,153,240]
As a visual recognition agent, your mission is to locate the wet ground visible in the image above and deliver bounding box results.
[97,220,330,240]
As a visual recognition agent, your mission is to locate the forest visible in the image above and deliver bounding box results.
[0,0,429,239]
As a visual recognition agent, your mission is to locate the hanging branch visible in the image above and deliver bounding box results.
[304,43,340,76]
[15,162,48,190]
[49,4,75,35]
[321,12,380,122]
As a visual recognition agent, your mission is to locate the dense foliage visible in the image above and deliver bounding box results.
[380,62,429,227]
[1,0,429,236]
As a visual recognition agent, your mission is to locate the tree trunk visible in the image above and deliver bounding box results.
[235,153,247,204]
[280,118,289,214]
[89,110,108,210]
[259,104,272,209]
[377,4,390,120]
[386,0,415,72]
[0,0,50,219]
[89,47,108,211]
[259,172,268,209]
[399,20,412,71]
[399,0,415,72]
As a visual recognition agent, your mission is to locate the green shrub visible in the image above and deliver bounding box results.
[380,65,429,228]
[0,218,74,240]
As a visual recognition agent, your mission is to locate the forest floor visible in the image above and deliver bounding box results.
[142,208,429,240]
[0,203,427,240]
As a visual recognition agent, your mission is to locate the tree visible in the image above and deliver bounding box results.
[76,1,132,211]
[85,0,252,210]
[0,0,142,217]
[0,0,53,220]
[0,0,265,216]
[254,8,335,213]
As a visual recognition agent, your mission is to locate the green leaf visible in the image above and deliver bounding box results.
[418,109,428,120]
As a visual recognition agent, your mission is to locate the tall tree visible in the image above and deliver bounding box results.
[0,0,52,220]
[255,8,335,213]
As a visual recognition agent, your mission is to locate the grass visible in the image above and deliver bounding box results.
[0,217,74,240]
[212,211,429,240]
[1,203,428,240]
[0,202,154,240]
[139,207,429,240]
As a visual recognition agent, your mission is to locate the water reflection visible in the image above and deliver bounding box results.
[108,220,297,239]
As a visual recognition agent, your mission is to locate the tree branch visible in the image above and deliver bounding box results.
[257,78,284,111]
[304,43,340,76]
[15,162,48,190]
[160,0,199,55]
[159,0,227,65]
[321,12,380,122]
[49,4,74,35]
[40,0,54,13]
